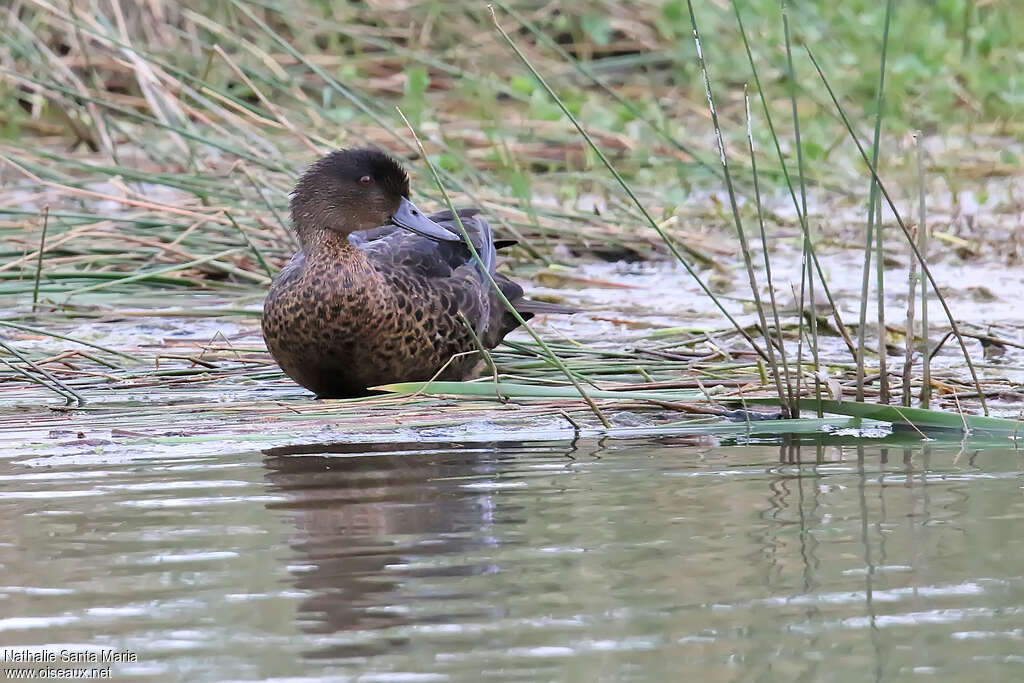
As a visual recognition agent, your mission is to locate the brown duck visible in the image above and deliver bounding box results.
[262,148,568,398]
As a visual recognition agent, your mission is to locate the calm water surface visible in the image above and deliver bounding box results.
[2,435,1024,681]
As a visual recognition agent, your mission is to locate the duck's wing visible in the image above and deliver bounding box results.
[358,209,530,347]
[352,208,494,268]
[426,208,497,274]
[429,210,536,347]
[359,208,497,275]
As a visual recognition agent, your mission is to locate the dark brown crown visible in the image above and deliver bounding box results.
[292,148,410,205]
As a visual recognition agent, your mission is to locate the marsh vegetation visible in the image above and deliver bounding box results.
[3,3,1024,680]
[1,0,1022,444]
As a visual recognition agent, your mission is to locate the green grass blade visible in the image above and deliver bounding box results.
[731,397,1018,435]
[856,0,895,402]
[490,5,769,364]
[376,380,703,402]
[396,107,611,428]
[805,45,988,415]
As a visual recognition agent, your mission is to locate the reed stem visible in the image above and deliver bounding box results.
[32,207,50,311]
[806,45,988,415]
[916,132,931,408]
[397,106,611,428]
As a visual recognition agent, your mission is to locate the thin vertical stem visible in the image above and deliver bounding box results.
[685,0,780,392]
[856,221,874,401]
[857,0,895,401]
[902,211,919,408]
[807,45,988,414]
[782,0,820,415]
[917,132,931,408]
[732,0,858,367]
[32,207,50,311]
[875,198,889,403]
[745,89,792,416]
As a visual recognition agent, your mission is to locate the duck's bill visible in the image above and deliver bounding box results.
[391,197,461,242]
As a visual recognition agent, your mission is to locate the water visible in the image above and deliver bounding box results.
[2,436,1024,681]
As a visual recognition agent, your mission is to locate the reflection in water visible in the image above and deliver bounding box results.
[256,435,1024,679]
[2,434,1023,680]
[264,441,532,658]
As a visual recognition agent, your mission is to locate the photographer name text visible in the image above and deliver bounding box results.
[1,650,137,664]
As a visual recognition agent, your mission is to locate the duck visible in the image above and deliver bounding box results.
[262,148,570,398]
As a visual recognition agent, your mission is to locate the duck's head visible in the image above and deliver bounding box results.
[290,148,458,246]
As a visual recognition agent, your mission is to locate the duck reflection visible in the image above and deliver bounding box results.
[263,441,517,658]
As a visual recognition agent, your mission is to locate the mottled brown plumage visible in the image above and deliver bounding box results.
[262,148,560,398]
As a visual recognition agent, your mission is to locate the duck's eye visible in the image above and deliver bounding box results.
[359,175,373,186]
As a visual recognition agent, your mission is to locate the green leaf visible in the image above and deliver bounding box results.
[511,75,535,95]
[581,15,612,46]
[375,380,703,402]
[729,398,1022,435]
[376,382,1023,436]
[401,65,430,127]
